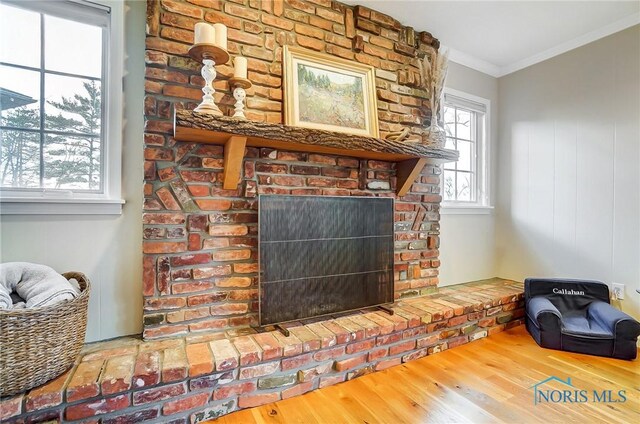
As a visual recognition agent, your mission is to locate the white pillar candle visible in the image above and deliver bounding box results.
[234,56,247,79]
[194,22,215,45]
[213,23,227,50]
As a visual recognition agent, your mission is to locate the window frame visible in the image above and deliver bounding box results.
[440,88,492,214]
[0,0,124,215]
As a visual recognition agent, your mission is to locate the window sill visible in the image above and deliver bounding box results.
[0,197,125,215]
[440,204,494,215]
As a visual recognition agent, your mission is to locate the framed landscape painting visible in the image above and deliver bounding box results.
[283,46,379,138]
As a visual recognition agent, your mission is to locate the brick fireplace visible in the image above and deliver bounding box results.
[0,2,529,422]
[144,0,444,340]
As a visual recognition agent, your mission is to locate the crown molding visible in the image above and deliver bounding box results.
[445,46,502,78]
[446,13,639,78]
[497,12,640,77]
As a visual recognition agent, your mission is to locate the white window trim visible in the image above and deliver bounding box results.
[0,0,124,215]
[0,197,124,215]
[440,204,494,215]
[440,87,492,214]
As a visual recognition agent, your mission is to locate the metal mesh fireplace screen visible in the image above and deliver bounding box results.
[259,195,394,326]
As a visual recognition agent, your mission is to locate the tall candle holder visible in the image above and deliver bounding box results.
[188,43,230,115]
[228,77,252,119]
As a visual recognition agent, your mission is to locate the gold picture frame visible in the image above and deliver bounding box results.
[283,46,379,138]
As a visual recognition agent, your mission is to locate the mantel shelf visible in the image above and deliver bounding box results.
[173,110,458,196]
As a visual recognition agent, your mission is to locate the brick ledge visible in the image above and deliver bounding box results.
[0,278,524,423]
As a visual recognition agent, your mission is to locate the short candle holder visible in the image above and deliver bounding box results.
[188,43,230,115]
[228,77,252,119]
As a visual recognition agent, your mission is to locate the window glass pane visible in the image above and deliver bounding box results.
[444,106,455,137]
[1,4,108,195]
[0,66,41,129]
[443,137,456,171]
[44,15,102,78]
[456,173,472,202]
[45,74,101,135]
[1,129,40,188]
[443,94,488,205]
[0,4,40,68]
[457,140,472,172]
[444,136,455,151]
[456,109,472,140]
[43,134,101,190]
[443,170,456,201]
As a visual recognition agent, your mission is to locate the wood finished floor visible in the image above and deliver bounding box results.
[213,326,640,424]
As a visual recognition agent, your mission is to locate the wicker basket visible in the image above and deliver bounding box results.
[0,272,90,397]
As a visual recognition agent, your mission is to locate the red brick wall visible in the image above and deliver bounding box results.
[143,0,443,340]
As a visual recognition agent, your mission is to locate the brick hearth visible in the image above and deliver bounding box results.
[1,279,524,423]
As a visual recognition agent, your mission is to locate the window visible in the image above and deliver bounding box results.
[441,88,490,211]
[0,0,123,214]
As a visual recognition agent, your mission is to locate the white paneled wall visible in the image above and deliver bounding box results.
[496,25,640,319]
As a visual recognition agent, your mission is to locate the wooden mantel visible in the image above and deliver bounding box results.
[173,110,458,196]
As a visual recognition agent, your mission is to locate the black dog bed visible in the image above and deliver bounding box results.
[525,278,640,360]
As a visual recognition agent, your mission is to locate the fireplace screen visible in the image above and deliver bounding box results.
[259,195,394,326]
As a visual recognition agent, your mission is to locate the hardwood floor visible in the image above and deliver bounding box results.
[214,326,640,424]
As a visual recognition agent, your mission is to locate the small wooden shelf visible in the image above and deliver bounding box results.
[173,110,458,196]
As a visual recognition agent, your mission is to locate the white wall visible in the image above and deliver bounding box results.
[0,1,145,342]
[495,25,640,319]
[438,62,499,286]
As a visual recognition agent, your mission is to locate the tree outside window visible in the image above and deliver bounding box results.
[442,103,483,203]
[0,2,104,193]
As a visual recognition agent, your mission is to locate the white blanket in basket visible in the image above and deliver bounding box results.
[0,262,78,309]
